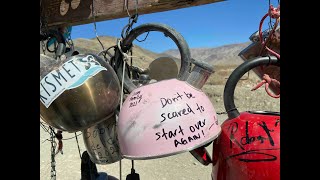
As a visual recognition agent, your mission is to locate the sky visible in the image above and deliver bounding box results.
[71,0,280,53]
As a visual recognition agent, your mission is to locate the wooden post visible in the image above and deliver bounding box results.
[41,0,224,27]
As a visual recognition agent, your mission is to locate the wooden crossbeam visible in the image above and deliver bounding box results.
[41,0,224,27]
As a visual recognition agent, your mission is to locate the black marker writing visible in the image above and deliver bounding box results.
[196,103,205,113]
[184,91,195,99]
[227,120,279,163]
[174,133,201,147]
[258,121,275,146]
[129,91,142,108]
[160,92,184,108]
[155,125,184,141]
[160,103,195,123]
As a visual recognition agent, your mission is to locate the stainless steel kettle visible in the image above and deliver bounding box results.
[40,54,121,132]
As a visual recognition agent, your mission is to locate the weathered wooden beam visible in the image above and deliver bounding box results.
[41,0,224,27]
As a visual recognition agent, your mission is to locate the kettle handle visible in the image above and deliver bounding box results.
[114,23,192,93]
[46,29,66,45]
[46,29,67,57]
[224,56,280,119]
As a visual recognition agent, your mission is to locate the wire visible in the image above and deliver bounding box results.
[75,132,82,159]
[125,0,131,18]
[122,0,139,39]
[62,133,83,140]
[136,32,150,42]
[125,0,139,18]
[40,122,50,133]
[92,0,105,51]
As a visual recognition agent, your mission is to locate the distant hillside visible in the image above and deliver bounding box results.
[73,36,163,68]
[40,37,260,85]
[164,42,251,65]
[40,36,251,66]
[40,36,163,68]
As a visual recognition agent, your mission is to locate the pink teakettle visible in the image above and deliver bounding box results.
[117,59,221,159]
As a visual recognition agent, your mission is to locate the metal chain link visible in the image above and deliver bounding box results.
[121,14,139,39]
[41,2,58,179]
[41,40,47,55]
[121,0,139,39]
[50,128,57,180]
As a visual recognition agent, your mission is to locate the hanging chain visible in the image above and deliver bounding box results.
[49,127,57,180]
[41,41,47,55]
[121,15,138,39]
[121,0,139,39]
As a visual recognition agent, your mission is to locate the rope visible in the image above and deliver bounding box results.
[118,40,129,111]
[258,5,280,59]
[268,5,280,19]
[251,74,280,98]
[116,38,140,180]
[117,39,127,180]
[118,1,139,177]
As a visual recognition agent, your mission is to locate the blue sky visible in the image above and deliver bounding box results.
[71,0,279,53]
